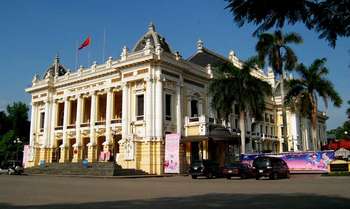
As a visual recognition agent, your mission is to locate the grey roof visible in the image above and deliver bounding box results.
[132,23,172,53]
[43,55,67,78]
[188,47,228,67]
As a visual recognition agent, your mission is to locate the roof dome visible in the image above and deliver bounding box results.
[132,23,172,53]
[43,55,67,78]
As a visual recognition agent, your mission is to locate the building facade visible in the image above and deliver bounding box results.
[25,24,327,174]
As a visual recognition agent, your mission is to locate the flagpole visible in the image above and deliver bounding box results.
[87,46,90,66]
[75,40,79,70]
[102,28,106,63]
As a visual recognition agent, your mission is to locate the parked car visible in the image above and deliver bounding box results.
[7,160,24,175]
[0,168,8,175]
[189,160,221,179]
[253,156,290,180]
[223,162,255,179]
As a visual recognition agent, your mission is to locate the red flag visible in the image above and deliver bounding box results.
[78,37,91,50]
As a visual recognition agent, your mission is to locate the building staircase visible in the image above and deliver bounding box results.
[24,162,149,176]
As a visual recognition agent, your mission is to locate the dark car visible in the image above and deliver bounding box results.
[189,160,220,179]
[253,156,290,180]
[223,162,255,179]
[7,160,24,175]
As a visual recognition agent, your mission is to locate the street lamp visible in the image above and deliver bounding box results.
[13,138,22,161]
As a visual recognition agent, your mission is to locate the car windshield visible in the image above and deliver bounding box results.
[253,157,271,168]
[192,161,203,167]
[224,163,240,168]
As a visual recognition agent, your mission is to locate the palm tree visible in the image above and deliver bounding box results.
[285,58,342,150]
[225,0,350,47]
[209,58,272,154]
[255,30,303,151]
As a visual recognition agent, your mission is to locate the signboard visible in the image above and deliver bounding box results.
[22,145,30,168]
[164,133,180,173]
[241,150,335,173]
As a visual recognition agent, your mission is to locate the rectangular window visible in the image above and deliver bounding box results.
[136,94,144,120]
[40,112,45,131]
[234,104,239,115]
[165,94,172,121]
[271,127,273,136]
[190,100,198,117]
[57,102,64,126]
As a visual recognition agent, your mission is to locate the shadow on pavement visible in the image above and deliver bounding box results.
[1,193,348,209]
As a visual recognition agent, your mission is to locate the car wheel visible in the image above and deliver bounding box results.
[207,172,213,179]
[191,175,197,179]
[255,176,260,180]
[286,171,291,179]
[240,173,247,179]
[226,176,231,180]
[270,172,278,180]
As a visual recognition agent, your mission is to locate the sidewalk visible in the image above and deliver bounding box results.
[24,173,175,179]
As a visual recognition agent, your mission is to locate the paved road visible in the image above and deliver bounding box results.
[0,174,349,209]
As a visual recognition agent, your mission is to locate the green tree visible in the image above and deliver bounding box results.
[225,0,350,47]
[255,30,303,151]
[285,58,342,150]
[6,102,29,140]
[210,58,272,154]
[0,102,30,164]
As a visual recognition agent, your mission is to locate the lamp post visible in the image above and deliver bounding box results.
[13,138,22,161]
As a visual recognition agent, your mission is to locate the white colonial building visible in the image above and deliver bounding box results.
[25,23,327,174]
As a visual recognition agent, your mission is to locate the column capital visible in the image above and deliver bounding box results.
[155,74,165,82]
[121,81,129,88]
[89,90,97,96]
[144,76,153,83]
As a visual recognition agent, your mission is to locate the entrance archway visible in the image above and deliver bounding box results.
[97,136,105,161]
[52,139,62,162]
[68,138,76,162]
[82,137,89,160]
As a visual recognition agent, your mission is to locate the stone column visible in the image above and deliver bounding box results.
[73,95,82,162]
[49,101,57,147]
[122,83,129,138]
[88,92,97,162]
[145,77,153,139]
[47,101,57,163]
[29,103,37,147]
[176,82,182,135]
[29,103,38,165]
[104,88,113,151]
[155,75,163,139]
[60,97,70,163]
[43,101,51,147]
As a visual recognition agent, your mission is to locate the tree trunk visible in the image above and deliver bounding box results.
[280,72,288,151]
[239,111,246,154]
[310,101,318,151]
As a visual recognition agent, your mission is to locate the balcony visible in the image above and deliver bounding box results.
[95,121,106,126]
[111,118,122,124]
[184,115,214,136]
[67,124,76,129]
[55,126,63,131]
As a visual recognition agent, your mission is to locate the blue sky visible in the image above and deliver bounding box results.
[0,0,348,129]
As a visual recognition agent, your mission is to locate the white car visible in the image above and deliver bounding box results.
[0,168,9,175]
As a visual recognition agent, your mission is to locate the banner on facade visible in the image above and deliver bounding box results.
[22,145,30,168]
[164,133,180,173]
[241,150,335,173]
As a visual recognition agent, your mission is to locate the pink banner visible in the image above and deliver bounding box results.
[22,145,30,168]
[164,133,180,173]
